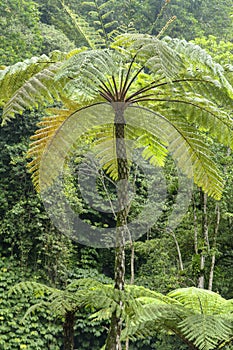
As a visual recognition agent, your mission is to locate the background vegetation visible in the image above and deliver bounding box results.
[0,0,233,349]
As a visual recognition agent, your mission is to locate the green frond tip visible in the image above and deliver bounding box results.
[0,51,70,125]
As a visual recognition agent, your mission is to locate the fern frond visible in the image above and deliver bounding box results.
[125,284,173,304]
[22,302,50,321]
[112,34,184,79]
[9,281,60,297]
[27,105,79,191]
[10,278,113,320]
[167,287,232,315]
[0,50,78,124]
[127,106,224,200]
[2,64,64,123]
[164,37,233,98]
[179,314,233,350]
[56,49,121,100]
[167,120,224,200]
[148,77,233,147]
[132,126,168,167]
[0,54,51,106]
[122,287,233,350]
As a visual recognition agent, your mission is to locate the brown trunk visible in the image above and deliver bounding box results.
[63,311,75,350]
[105,103,129,350]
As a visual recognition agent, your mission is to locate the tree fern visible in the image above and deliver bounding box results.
[2,29,233,349]
[10,278,112,317]
[123,287,233,350]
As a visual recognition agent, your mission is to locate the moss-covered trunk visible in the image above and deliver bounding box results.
[105,103,129,350]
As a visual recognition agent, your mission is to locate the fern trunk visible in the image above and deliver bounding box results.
[105,103,129,350]
[63,311,75,350]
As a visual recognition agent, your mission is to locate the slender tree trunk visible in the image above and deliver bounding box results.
[130,242,135,285]
[105,103,129,350]
[208,202,220,290]
[170,230,184,271]
[63,311,75,350]
[193,196,198,255]
[198,192,209,289]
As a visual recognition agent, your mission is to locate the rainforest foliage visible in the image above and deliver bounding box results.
[0,0,233,349]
